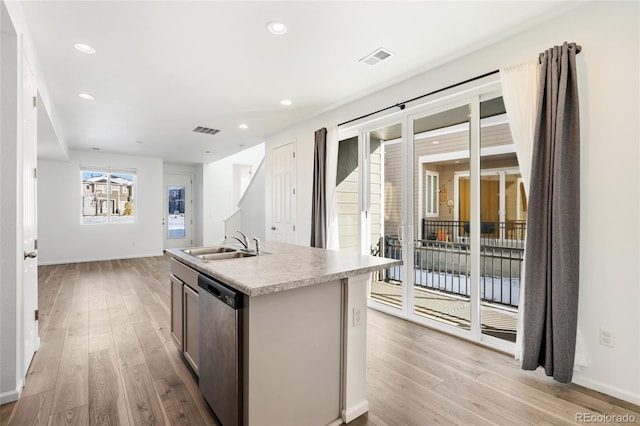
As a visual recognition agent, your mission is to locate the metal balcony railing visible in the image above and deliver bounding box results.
[381,224,524,308]
[421,219,526,249]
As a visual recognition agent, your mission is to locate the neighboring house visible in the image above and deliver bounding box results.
[82,173,134,218]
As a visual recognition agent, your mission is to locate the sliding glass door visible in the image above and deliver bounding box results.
[478,97,524,343]
[411,103,473,333]
[367,123,404,311]
[337,80,522,351]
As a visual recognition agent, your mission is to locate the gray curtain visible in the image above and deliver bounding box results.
[521,42,580,383]
[311,127,327,248]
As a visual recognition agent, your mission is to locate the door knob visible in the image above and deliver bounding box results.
[271,226,277,231]
[24,251,37,259]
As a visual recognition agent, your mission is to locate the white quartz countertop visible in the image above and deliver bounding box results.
[166,241,402,297]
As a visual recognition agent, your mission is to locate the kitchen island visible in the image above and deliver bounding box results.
[167,242,401,426]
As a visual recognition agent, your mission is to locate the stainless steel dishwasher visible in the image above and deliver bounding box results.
[198,273,243,426]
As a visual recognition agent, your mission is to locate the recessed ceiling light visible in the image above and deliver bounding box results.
[238,124,249,129]
[266,21,287,35]
[78,93,95,101]
[74,43,96,54]
[280,99,292,106]
[205,150,211,154]
[432,141,440,145]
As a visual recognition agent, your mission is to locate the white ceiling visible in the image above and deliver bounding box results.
[19,1,576,164]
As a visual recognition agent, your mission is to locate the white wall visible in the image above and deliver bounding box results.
[38,150,164,264]
[239,160,266,243]
[163,162,204,247]
[223,160,267,243]
[203,143,264,245]
[0,0,23,402]
[194,163,203,246]
[264,2,640,404]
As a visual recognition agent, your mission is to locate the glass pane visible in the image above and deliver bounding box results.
[413,104,471,330]
[427,175,432,213]
[336,136,360,253]
[168,186,186,238]
[479,96,521,342]
[369,123,403,310]
[369,135,382,257]
[110,173,135,224]
[81,171,107,224]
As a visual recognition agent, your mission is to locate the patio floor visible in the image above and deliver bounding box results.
[370,279,517,341]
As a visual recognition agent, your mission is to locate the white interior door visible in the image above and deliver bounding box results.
[271,142,296,243]
[163,173,193,249]
[22,59,39,375]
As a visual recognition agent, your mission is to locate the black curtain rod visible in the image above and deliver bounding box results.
[337,44,582,128]
[337,70,498,127]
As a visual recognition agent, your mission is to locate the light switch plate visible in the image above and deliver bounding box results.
[353,308,362,327]
[599,328,615,347]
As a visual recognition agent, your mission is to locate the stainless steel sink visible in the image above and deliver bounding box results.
[181,246,237,255]
[179,246,262,262]
[198,251,257,260]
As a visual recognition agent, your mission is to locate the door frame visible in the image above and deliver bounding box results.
[269,141,297,244]
[22,56,39,379]
[453,166,521,223]
[163,172,193,250]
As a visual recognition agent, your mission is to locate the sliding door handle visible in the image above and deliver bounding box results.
[24,251,37,259]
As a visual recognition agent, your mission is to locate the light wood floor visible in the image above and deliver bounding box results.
[1,256,639,425]
[0,256,216,426]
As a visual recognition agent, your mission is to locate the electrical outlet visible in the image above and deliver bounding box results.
[599,328,615,347]
[353,307,362,327]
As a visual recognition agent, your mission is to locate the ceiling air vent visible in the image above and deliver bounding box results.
[193,126,221,136]
[359,47,393,66]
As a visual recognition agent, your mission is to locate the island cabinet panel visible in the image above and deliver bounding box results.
[244,279,342,426]
[183,284,199,375]
[170,257,199,291]
[170,274,184,349]
[169,257,200,376]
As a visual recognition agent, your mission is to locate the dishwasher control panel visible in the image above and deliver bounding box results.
[198,274,242,309]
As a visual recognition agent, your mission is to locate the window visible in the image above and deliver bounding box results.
[81,170,136,224]
[424,169,439,216]
[167,186,186,238]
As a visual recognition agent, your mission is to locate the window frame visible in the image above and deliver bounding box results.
[423,168,440,217]
[80,168,137,225]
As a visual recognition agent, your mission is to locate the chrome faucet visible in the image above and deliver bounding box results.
[225,235,248,249]
[225,231,259,253]
[236,231,249,248]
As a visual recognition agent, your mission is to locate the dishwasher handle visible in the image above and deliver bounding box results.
[198,274,242,309]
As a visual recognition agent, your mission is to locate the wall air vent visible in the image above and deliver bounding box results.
[193,126,221,136]
[359,47,394,66]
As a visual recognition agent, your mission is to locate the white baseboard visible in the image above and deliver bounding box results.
[0,381,22,404]
[37,252,164,266]
[342,400,369,423]
[573,376,640,406]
